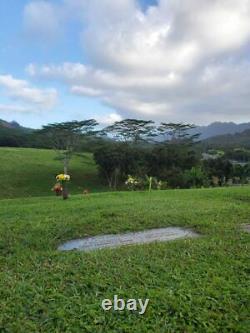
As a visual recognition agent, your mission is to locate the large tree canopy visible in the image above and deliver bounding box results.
[103,119,157,143]
[40,119,98,150]
[157,123,200,143]
[39,119,98,173]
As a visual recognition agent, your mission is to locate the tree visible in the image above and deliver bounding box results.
[95,121,203,189]
[103,119,156,144]
[146,123,201,188]
[39,120,98,199]
[146,142,200,188]
[203,158,233,186]
[39,120,98,174]
[94,142,149,189]
[183,167,208,188]
[157,123,200,143]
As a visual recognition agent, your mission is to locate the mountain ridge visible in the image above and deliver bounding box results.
[190,121,250,139]
[202,128,250,148]
[0,119,32,132]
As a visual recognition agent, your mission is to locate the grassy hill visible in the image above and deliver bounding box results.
[0,187,249,332]
[0,147,107,199]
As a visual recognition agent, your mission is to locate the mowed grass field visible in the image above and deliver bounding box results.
[0,147,107,199]
[0,187,249,332]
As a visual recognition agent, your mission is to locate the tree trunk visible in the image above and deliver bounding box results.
[63,157,69,199]
[64,158,68,174]
[149,177,152,192]
[114,168,119,190]
[105,171,113,189]
[62,182,68,200]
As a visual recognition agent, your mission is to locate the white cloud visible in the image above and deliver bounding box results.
[25,0,250,123]
[0,75,58,109]
[71,86,103,97]
[27,63,88,83]
[0,104,34,114]
[96,112,123,125]
[23,1,61,42]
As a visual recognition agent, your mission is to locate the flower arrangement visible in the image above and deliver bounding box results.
[125,175,140,190]
[56,174,70,181]
[125,174,168,191]
[55,174,71,199]
[52,183,63,196]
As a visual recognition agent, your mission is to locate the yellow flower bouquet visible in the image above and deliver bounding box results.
[56,174,71,182]
[55,174,70,199]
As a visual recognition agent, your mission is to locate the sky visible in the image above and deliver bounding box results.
[0,0,250,128]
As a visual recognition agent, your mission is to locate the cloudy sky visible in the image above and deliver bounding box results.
[0,0,250,128]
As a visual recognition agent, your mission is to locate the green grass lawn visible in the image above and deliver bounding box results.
[0,147,107,199]
[0,187,249,332]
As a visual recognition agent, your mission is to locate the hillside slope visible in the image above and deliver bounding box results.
[0,148,106,199]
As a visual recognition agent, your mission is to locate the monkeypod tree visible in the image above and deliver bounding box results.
[103,119,157,144]
[39,119,98,174]
[157,123,200,143]
[146,123,202,188]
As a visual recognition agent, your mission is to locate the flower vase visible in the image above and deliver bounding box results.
[62,182,68,200]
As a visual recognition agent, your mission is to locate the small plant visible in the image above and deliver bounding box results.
[126,175,168,191]
[145,175,154,192]
[83,189,90,195]
[154,179,168,190]
[146,176,168,191]
[125,175,140,191]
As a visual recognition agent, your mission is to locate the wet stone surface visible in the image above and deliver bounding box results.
[58,227,199,252]
[242,224,250,233]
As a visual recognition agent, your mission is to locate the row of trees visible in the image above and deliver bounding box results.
[37,118,250,190]
[94,142,199,189]
[38,119,199,173]
[94,142,250,190]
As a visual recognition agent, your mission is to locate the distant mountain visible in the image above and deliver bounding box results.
[0,119,34,147]
[202,128,250,149]
[192,122,250,140]
[156,121,250,142]
[0,119,32,132]
[0,119,20,129]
